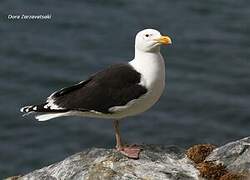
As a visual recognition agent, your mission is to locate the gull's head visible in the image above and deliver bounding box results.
[135,29,172,53]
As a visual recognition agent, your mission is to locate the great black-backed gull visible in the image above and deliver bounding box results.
[20,29,172,159]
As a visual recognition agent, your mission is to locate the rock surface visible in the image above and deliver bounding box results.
[206,137,250,175]
[8,137,250,180]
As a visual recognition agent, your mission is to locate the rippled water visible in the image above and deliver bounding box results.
[1,0,250,178]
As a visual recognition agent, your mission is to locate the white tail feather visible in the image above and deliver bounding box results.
[35,113,69,121]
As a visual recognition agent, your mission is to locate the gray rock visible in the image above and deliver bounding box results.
[10,137,250,180]
[206,137,250,174]
[18,145,199,180]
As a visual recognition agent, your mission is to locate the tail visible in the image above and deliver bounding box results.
[20,104,69,121]
[34,113,70,121]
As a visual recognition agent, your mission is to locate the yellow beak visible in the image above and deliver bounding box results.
[156,35,172,45]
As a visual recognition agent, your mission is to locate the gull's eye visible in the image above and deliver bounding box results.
[145,34,149,37]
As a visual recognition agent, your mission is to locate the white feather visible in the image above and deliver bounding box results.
[45,95,64,110]
[35,113,69,121]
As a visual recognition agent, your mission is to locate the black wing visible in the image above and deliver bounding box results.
[49,63,147,113]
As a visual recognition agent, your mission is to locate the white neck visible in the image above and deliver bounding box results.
[134,48,161,60]
[129,48,165,87]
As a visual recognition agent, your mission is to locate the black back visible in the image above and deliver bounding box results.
[51,63,147,113]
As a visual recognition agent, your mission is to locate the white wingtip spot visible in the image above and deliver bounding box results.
[20,106,33,113]
[20,107,25,112]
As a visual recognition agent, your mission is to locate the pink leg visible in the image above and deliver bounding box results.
[113,120,142,159]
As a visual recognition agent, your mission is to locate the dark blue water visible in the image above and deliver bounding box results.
[1,0,250,178]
